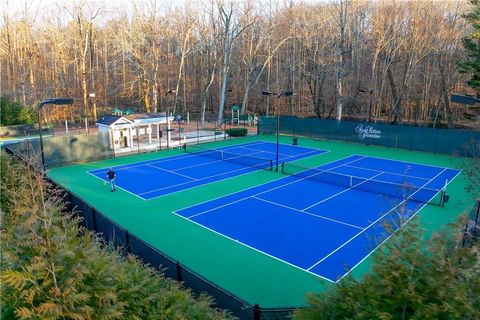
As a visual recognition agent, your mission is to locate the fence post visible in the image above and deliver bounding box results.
[125,229,131,254]
[176,262,183,282]
[253,304,261,320]
[92,208,98,232]
[137,127,141,154]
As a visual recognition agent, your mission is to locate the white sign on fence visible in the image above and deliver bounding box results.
[355,124,381,139]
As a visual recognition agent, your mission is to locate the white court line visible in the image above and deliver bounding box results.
[171,150,267,172]
[300,172,384,212]
[240,147,291,158]
[173,153,348,214]
[239,143,324,160]
[172,151,273,171]
[139,147,330,200]
[238,147,324,163]
[351,153,449,170]
[86,140,326,201]
[173,210,336,284]
[86,171,147,201]
[332,169,463,283]
[238,145,297,158]
[146,164,198,180]
[306,167,448,272]
[86,141,267,199]
[138,151,273,196]
[251,196,363,230]
[184,156,367,219]
[140,146,325,197]
[342,164,431,181]
[90,141,268,173]
[281,148,327,160]
[138,165,256,196]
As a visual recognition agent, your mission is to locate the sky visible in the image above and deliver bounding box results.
[2,0,324,16]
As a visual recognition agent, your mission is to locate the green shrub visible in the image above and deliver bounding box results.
[0,152,233,320]
[225,128,247,137]
[0,96,36,126]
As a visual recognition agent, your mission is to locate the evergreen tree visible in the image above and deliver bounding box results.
[459,0,480,92]
[0,153,232,320]
[294,219,480,320]
[0,96,36,126]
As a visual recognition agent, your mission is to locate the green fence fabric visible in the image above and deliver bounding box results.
[259,116,480,157]
[5,132,113,169]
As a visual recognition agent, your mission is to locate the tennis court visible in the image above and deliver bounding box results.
[87,141,326,199]
[46,134,473,314]
[175,154,460,282]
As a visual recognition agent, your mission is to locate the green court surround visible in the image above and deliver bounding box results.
[48,135,476,308]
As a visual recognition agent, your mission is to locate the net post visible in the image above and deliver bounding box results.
[441,179,449,207]
[269,159,273,171]
[440,190,445,207]
[281,161,285,173]
[253,304,261,320]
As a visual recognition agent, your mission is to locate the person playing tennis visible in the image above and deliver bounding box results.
[107,168,116,192]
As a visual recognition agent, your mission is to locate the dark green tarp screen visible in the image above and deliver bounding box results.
[259,116,480,157]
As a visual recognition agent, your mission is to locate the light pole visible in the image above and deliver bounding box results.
[89,93,97,122]
[37,98,74,173]
[262,90,294,171]
[451,94,480,106]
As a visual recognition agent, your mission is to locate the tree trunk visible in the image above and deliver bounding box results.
[440,63,454,128]
[387,66,400,123]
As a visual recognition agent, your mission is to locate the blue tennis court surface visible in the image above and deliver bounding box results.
[175,155,461,282]
[88,141,326,199]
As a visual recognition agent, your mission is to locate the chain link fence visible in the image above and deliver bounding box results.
[259,116,480,157]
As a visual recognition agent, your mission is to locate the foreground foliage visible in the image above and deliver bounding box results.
[0,152,233,320]
[294,218,480,320]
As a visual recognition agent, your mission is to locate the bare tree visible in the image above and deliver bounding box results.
[65,1,102,120]
[216,0,255,124]
[239,12,291,115]
[197,3,220,123]
[331,0,350,121]
[0,0,474,129]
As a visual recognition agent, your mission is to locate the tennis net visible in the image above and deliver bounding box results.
[185,144,273,171]
[281,162,445,206]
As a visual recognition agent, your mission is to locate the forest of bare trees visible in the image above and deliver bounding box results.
[0,0,477,128]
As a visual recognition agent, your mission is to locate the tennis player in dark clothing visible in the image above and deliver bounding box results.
[107,168,116,192]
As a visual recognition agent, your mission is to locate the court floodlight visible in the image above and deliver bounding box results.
[451,94,479,105]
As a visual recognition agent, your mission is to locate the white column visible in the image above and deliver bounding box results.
[148,124,152,143]
[167,119,171,145]
[110,129,114,149]
[129,126,134,147]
